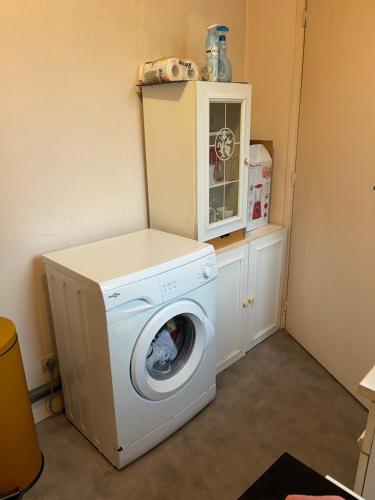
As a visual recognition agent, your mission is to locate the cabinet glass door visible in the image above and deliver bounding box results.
[208,101,242,226]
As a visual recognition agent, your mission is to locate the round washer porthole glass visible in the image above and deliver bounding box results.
[146,315,196,380]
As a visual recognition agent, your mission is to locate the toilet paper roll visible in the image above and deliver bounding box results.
[139,57,184,85]
[181,60,200,81]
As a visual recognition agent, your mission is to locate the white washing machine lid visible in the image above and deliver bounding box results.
[42,229,213,288]
[131,300,213,401]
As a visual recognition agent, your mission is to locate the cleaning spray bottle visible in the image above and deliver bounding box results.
[205,24,219,81]
[217,25,232,82]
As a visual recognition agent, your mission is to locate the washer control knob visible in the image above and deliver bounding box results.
[202,266,213,279]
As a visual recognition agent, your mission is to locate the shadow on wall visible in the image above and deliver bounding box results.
[137,87,150,229]
[32,258,58,374]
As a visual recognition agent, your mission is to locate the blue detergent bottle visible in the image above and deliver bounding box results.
[217,26,232,82]
[206,24,219,81]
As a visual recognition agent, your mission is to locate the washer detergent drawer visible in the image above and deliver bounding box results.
[102,276,162,313]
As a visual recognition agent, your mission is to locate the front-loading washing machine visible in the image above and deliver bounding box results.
[43,229,217,468]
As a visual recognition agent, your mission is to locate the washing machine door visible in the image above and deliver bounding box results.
[131,300,212,401]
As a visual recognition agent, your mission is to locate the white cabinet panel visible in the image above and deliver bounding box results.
[246,228,286,350]
[215,244,248,374]
[355,377,375,498]
[363,434,375,499]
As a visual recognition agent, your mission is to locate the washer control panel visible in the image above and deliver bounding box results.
[161,279,177,297]
[158,253,217,301]
[198,255,216,283]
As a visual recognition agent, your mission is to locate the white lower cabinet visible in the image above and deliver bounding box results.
[215,243,249,374]
[215,226,286,374]
[245,228,287,351]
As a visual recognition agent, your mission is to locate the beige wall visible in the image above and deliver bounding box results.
[246,0,299,225]
[0,0,247,390]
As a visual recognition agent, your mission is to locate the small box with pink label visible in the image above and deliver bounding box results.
[246,143,273,232]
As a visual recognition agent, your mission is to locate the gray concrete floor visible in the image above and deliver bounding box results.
[27,330,367,500]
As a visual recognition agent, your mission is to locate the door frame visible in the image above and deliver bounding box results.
[280,0,308,326]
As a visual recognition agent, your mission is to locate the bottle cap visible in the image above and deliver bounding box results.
[217,25,229,32]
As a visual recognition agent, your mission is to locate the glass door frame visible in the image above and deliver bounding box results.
[196,83,251,241]
[206,98,244,230]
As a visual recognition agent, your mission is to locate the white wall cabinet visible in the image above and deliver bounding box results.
[216,226,286,374]
[142,81,251,242]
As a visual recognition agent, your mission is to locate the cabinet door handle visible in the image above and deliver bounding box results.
[244,157,251,165]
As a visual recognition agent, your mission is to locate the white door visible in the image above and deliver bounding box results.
[131,300,212,401]
[246,229,286,350]
[197,82,251,241]
[215,243,249,373]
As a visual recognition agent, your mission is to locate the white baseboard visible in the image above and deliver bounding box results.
[216,350,245,375]
[246,326,279,352]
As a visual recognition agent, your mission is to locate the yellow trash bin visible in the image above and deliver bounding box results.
[0,317,43,497]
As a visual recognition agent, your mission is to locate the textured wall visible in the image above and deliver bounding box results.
[0,0,247,390]
[246,0,299,225]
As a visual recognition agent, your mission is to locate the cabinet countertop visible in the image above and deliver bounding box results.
[216,224,285,255]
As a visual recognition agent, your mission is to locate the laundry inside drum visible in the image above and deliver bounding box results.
[146,315,196,380]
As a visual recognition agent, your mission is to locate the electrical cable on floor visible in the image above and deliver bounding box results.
[46,359,63,417]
